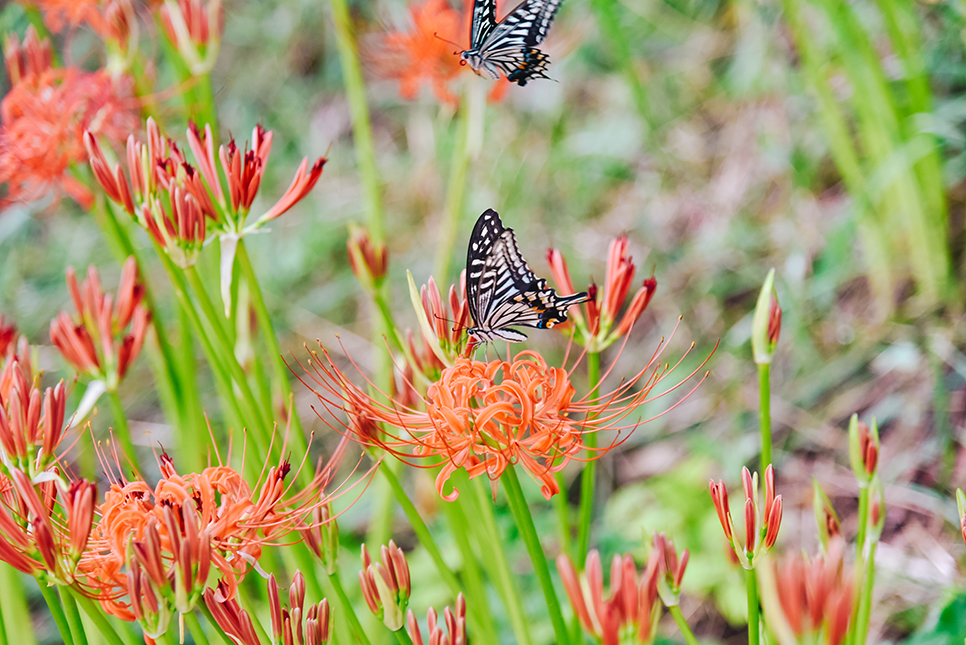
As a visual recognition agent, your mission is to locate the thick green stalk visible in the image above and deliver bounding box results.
[69,589,126,645]
[106,389,139,471]
[37,583,74,645]
[746,568,760,645]
[576,351,601,563]
[235,242,307,454]
[328,571,374,645]
[0,566,34,645]
[0,586,9,645]
[58,586,88,645]
[854,541,876,645]
[394,630,414,645]
[855,486,870,561]
[759,363,772,470]
[184,611,211,645]
[468,478,535,645]
[502,466,571,645]
[177,305,206,472]
[668,606,700,645]
[434,83,485,282]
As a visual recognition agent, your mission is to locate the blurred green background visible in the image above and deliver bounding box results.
[4,0,966,641]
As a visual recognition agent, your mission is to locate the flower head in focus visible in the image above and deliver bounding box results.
[360,540,411,631]
[158,0,223,74]
[557,548,661,645]
[49,257,150,391]
[300,329,708,501]
[1,27,137,209]
[709,465,783,569]
[547,237,657,352]
[406,593,467,645]
[370,0,509,106]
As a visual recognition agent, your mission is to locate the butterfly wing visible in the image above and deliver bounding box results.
[484,278,589,340]
[483,46,552,85]
[482,0,562,51]
[469,0,498,49]
[466,209,507,328]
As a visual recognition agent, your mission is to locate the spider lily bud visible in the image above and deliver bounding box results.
[347,225,388,292]
[751,268,780,365]
[128,555,173,639]
[709,465,782,569]
[867,479,886,548]
[359,541,411,631]
[848,415,879,486]
[301,503,340,575]
[204,581,261,645]
[653,532,688,607]
[812,479,841,552]
[158,0,223,75]
[406,594,467,645]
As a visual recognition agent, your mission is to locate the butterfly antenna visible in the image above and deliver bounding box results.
[433,32,463,52]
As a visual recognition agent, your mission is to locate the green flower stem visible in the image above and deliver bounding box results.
[746,568,760,645]
[668,606,700,645]
[235,242,307,454]
[177,304,206,472]
[106,389,139,471]
[855,486,870,562]
[58,586,88,645]
[434,82,485,282]
[37,583,73,645]
[759,362,772,470]
[0,566,33,645]
[854,540,876,645]
[194,73,220,137]
[0,587,9,645]
[394,630,414,645]
[502,466,571,645]
[327,571,374,645]
[576,351,601,563]
[69,588,126,645]
[183,265,271,459]
[184,611,211,645]
[468,478,535,645]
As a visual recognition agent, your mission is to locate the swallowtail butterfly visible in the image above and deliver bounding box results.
[466,209,589,343]
[459,0,563,86]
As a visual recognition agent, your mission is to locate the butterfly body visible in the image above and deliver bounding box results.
[466,209,589,343]
[459,0,562,86]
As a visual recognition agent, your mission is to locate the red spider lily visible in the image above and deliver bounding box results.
[299,327,710,501]
[406,272,473,376]
[86,440,349,622]
[49,257,150,389]
[766,539,853,645]
[709,465,782,568]
[159,0,223,74]
[406,593,467,645]
[360,540,411,631]
[1,28,137,209]
[370,0,509,106]
[0,317,16,359]
[347,225,388,291]
[557,547,661,645]
[269,572,332,645]
[848,415,879,483]
[0,360,67,474]
[204,580,262,645]
[0,339,33,398]
[652,532,688,608]
[752,269,781,365]
[547,238,657,352]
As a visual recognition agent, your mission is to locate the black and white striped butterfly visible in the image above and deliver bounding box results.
[466,209,589,343]
[459,0,563,86]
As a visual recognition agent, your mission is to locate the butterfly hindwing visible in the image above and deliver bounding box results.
[465,210,589,343]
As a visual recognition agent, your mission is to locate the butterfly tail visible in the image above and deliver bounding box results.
[508,48,552,86]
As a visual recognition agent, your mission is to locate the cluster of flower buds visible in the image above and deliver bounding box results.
[347,225,388,293]
[406,271,472,376]
[301,503,340,575]
[557,532,689,645]
[49,258,150,391]
[764,539,853,645]
[547,237,657,352]
[360,540,412,631]
[709,465,783,568]
[0,360,67,475]
[751,269,781,365]
[406,594,467,645]
[270,572,332,645]
[159,0,223,74]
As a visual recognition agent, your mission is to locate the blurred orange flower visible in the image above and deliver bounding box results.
[300,333,709,501]
[371,0,509,105]
[0,27,137,209]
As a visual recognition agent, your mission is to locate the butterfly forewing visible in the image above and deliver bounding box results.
[465,209,589,343]
[470,0,498,48]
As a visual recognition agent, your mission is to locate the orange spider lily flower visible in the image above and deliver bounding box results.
[547,238,657,352]
[49,257,150,389]
[557,547,661,645]
[370,0,509,106]
[0,28,137,209]
[406,593,467,645]
[300,327,710,501]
